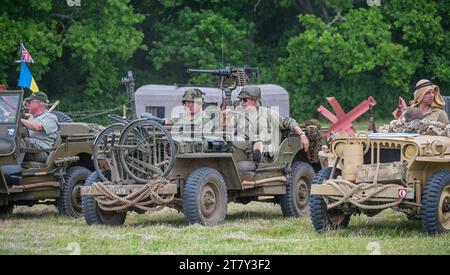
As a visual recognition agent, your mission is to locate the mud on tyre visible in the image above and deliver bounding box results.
[82,171,127,226]
[183,167,227,226]
[309,167,351,232]
[279,161,314,218]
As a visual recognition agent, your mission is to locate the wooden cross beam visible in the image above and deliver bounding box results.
[392,96,407,119]
[317,96,377,139]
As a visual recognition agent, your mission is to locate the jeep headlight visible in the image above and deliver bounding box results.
[403,144,418,159]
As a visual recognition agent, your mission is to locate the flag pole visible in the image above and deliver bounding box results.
[18,41,23,93]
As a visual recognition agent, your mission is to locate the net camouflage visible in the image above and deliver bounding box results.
[302,119,322,163]
[379,118,450,136]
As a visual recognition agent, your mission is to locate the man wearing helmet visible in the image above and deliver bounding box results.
[165,88,212,136]
[165,88,205,124]
[226,85,309,162]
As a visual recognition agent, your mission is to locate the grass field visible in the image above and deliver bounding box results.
[1,118,448,255]
[1,202,448,255]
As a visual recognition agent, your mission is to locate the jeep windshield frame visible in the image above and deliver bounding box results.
[0,91,22,125]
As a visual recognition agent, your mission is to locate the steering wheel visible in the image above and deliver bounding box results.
[18,119,30,139]
[225,110,255,151]
[227,110,253,123]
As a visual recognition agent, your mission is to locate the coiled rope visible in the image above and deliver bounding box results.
[91,179,175,212]
[323,177,404,210]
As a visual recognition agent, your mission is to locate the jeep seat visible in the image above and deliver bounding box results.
[21,134,62,169]
[59,123,92,137]
[236,161,256,180]
[0,138,13,155]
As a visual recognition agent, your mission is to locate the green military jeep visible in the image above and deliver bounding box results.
[0,90,101,218]
[80,115,319,226]
[80,70,322,226]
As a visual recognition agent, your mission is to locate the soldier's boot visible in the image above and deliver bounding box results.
[252,141,263,163]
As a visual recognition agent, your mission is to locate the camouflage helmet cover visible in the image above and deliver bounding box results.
[23,91,49,104]
[182,88,204,103]
[238,85,261,101]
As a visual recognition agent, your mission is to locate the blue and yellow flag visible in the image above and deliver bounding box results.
[18,62,39,93]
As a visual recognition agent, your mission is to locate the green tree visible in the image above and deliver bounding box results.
[0,0,61,85]
[382,0,450,83]
[64,0,144,95]
[148,7,255,84]
[277,4,441,121]
[1,0,144,122]
[2,0,449,125]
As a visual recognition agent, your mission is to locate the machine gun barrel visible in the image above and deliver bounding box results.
[187,66,259,80]
[186,68,232,76]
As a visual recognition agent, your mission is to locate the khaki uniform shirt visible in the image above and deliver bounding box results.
[168,112,216,137]
[167,113,204,125]
[422,107,449,124]
[401,107,449,124]
[28,111,60,149]
[230,106,299,155]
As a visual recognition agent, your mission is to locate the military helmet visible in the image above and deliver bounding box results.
[182,88,204,104]
[238,86,261,101]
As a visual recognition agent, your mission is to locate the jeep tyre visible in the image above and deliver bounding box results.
[57,166,91,218]
[310,167,351,232]
[421,171,450,234]
[279,161,315,217]
[0,204,14,217]
[183,168,227,226]
[51,111,73,123]
[82,171,127,226]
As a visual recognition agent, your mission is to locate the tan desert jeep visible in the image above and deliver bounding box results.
[310,132,450,234]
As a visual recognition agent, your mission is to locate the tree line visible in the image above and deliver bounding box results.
[1,0,449,122]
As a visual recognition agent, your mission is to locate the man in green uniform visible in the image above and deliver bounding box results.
[166,88,215,137]
[18,91,60,164]
[227,85,309,162]
[166,88,204,125]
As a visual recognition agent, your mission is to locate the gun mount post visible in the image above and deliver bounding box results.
[122,71,136,119]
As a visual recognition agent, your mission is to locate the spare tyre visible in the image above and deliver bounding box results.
[51,111,73,123]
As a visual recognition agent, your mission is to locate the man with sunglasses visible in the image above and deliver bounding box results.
[18,91,60,164]
[230,85,309,162]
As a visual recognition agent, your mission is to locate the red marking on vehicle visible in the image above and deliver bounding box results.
[398,188,408,199]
